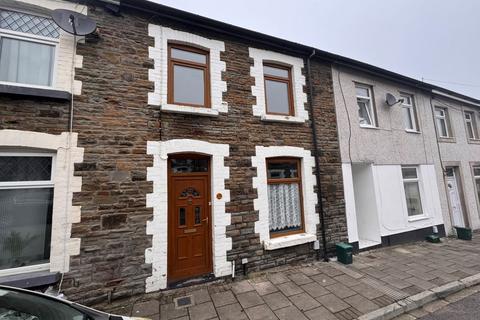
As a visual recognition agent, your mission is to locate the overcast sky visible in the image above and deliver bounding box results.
[151,0,480,99]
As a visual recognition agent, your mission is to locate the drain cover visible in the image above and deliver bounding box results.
[174,295,194,309]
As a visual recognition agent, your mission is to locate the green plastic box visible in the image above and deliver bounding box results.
[455,226,472,241]
[336,242,353,265]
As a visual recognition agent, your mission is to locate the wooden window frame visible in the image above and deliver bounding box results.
[266,157,305,238]
[263,63,295,116]
[167,43,211,108]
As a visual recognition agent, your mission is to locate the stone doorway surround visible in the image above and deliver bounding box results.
[145,139,231,292]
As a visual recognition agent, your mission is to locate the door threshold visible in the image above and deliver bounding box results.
[168,273,216,289]
[359,239,382,250]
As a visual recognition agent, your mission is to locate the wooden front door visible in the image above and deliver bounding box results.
[168,155,212,283]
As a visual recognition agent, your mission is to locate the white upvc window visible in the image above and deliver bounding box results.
[434,106,452,138]
[0,152,55,276]
[401,166,424,217]
[473,166,480,210]
[0,9,59,88]
[355,84,376,127]
[464,111,479,140]
[401,93,418,131]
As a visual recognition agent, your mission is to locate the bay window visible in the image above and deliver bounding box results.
[0,153,54,273]
[402,167,423,217]
[267,158,304,236]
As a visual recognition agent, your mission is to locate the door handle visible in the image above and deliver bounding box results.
[202,217,209,224]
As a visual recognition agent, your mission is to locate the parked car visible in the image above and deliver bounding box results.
[0,285,149,320]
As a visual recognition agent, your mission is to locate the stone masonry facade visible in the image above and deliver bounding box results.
[0,1,347,307]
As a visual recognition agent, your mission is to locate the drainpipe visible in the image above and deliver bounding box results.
[306,50,329,262]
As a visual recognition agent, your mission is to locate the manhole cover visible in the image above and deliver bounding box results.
[174,295,194,309]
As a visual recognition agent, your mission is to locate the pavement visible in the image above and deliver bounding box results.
[105,234,480,320]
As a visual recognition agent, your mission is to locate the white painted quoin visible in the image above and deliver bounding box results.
[249,48,309,123]
[147,25,228,116]
[145,139,232,292]
[0,130,84,276]
[251,146,319,250]
[0,0,85,94]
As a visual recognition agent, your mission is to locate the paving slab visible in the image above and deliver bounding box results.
[244,304,277,320]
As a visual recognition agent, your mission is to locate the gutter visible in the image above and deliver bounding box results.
[306,50,329,262]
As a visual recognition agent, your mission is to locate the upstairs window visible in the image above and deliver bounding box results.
[434,107,452,138]
[402,167,423,217]
[0,9,59,87]
[464,111,478,140]
[401,93,419,131]
[0,153,54,272]
[267,158,304,237]
[168,44,210,108]
[355,84,376,127]
[263,64,294,115]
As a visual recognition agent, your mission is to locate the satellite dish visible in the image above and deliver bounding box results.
[386,93,399,107]
[51,9,96,36]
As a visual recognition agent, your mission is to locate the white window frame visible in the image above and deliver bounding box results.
[355,84,376,128]
[0,151,56,277]
[434,106,451,138]
[400,93,419,132]
[464,111,478,140]
[473,166,480,210]
[401,166,425,219]
[0,24,59,90]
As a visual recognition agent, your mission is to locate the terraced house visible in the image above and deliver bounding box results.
[0,0,479,310]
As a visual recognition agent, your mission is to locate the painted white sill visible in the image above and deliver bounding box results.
[261,114,306,123]
[359,124,379,130]
[0,263,50,278]
[408,215,429,222]
[264,233,316,250]
[405,129,421,134]
[161,104,219,116]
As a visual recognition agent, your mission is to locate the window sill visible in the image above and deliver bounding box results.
[264,233,316,250]
[438,137,456,143]
[408,215,429,222]
[0,83,71,101]
[405,129,421,134]
[467,139,480,145]
[0,270,60,289]
[161,103,220,116]
[359,125,379,130]
[260,114,306,123]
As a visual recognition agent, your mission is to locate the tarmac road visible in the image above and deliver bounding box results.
[420,291,480,320]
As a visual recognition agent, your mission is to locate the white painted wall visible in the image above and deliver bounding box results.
[341,163,358,243]
[352,164,381,245]
[333,65,451,239]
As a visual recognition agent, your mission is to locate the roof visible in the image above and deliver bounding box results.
[117,0,480,105]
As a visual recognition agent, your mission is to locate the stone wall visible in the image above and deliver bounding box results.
[0,2,347,307]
